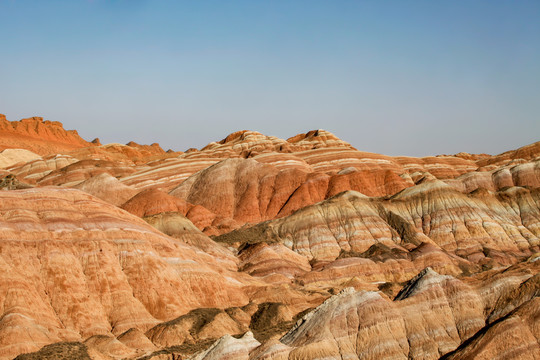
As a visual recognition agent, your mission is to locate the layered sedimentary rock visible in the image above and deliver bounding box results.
[0,115,93,155]
[270,266,524,359]
[18,261,539,360]
[167,158,414,234]
[0,188,249,360]
[0,148,41,169]
[120,156,221,192]
[192,262,538,360]
[477,141,540,167]
[36,159,138,187]
[2,118,539,360]
[238,243,312,283]
[126,141,166,155]
[67,141,179,164]
[442,268,540,360]
[0,115,177,164]
[443,297,540,360]
[218,182,539,265]
[73,173,140,206]
[121,188,225,235]
[142,212,240,271]
[170,158,310,224]
[444,159,540,193]
[191,332,261,360]
[6,154,79,183]
[145,307,249,349]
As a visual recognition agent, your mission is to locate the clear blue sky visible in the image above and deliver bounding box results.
[1,0,539,156]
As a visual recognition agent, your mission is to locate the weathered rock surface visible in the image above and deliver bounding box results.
[189,331,261,360]
[170,158,310,224]
[6,154,79,183]
[0,115,93,155]
[1,119,539,360]
[37,159,137,187]
[443,297,540,360]
[0,148,41,169]
[444,159,540,193]
[67,141,179,165]
[73,172,140,206]
[121,188,222,234]
[243,262,538,360]
[13,342,92,360]
[0,188,248,360]
[167,158,415,234]
[0,174,33,190]
[146,308,248,349]
[142,212,239,271]
[217,183,539,266]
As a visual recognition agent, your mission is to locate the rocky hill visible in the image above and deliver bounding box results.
[0,115,539,359]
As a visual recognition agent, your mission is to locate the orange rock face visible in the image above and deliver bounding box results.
[0,188,248,360]
[1,118,539,360]
[120,188,221,233]
[67,142,180,164]
[0,115,178,165]
[0,114,93,155]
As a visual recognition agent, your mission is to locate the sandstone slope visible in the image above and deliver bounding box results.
[0,114,93,155]
[0,187,250,360]
[2,119,539,360]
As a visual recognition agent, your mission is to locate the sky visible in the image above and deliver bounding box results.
[0,0,539,156]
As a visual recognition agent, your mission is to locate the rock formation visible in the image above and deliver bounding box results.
[265,262,539,360]
[0,148,41,168]
[216,182,539,267]
[73,173,140,206]
[1,116,539,359]
[0,174,33,190]
[0,115,93,155]
[0,188,249,359]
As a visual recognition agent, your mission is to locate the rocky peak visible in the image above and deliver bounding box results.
[287,129,355,150]
[217,130,263,144]
[91,138,102,146]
